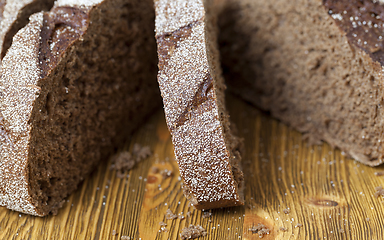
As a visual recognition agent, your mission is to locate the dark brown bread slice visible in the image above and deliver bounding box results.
[219,0,384,166]
[0,0,160,216]
[155,0,244,209]
[0,0,55,59]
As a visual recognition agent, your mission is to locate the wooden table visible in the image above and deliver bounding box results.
[1,95,384,240]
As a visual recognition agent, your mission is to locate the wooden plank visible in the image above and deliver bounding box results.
[0,95,384,239]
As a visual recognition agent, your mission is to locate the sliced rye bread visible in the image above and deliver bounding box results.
[155,0,244,209]
[0,0,55,60]
[219,0,384,166]
[0,0,160,216]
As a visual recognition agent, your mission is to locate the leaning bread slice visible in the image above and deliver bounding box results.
[0,0,54,60]
[155,0,244,209]
[0,0,159,216]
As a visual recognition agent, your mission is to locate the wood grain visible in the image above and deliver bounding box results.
[1,95,384,239]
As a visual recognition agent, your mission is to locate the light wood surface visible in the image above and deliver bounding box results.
[1,95,384,240]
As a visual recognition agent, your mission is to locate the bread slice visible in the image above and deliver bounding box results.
[0,0,54,60]
[155,0,244,209]
[219,0,384,166]
[0,0,160,216]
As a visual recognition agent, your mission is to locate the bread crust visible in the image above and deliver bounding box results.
[0,12,44,215]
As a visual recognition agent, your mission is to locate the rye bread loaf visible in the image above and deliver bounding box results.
[155,0,244,209]
[219,0,384,166]
[0,0,160,216]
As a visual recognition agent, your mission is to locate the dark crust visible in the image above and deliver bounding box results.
[174,74,213,130]
[156,20,201,70]
[1,0,54,59]
[39,6,89,77]
[324,0,384,65]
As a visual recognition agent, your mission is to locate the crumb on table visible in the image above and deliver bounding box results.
[283,208,290,214]
[202,211,212,218]
[110,144,152,178]
[178,213,185,220]
[180,225,207,240]
[374,186,384,198]
[249,223,270,238]
[165,209,178,220]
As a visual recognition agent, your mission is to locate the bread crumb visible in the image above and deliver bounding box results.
[374,171,384,176]
[160,227,168,232]
[121,236,130,240]
[151,166,160,173]
[112,230,117,236]
[366,217,370,221]
[283,208,290,214]
[295,223,303,228]
[186,211,192,217]
[339,229,345,233]
[279,227,288,232]
[202,212,212,218]
[249,223,270,238]
[159,221,168,232]
[180,225,207,239]
[178,213,185,220]
[374,186,384,197]
[133,143,151,160]
[161,169,173,178]
[165,209,178,220]
[111,144,152,178]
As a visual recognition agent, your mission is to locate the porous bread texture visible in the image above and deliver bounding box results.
[219,0,384,166]
[0,0,54,59]
[155,0,244,210]
[0,0,159,216]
